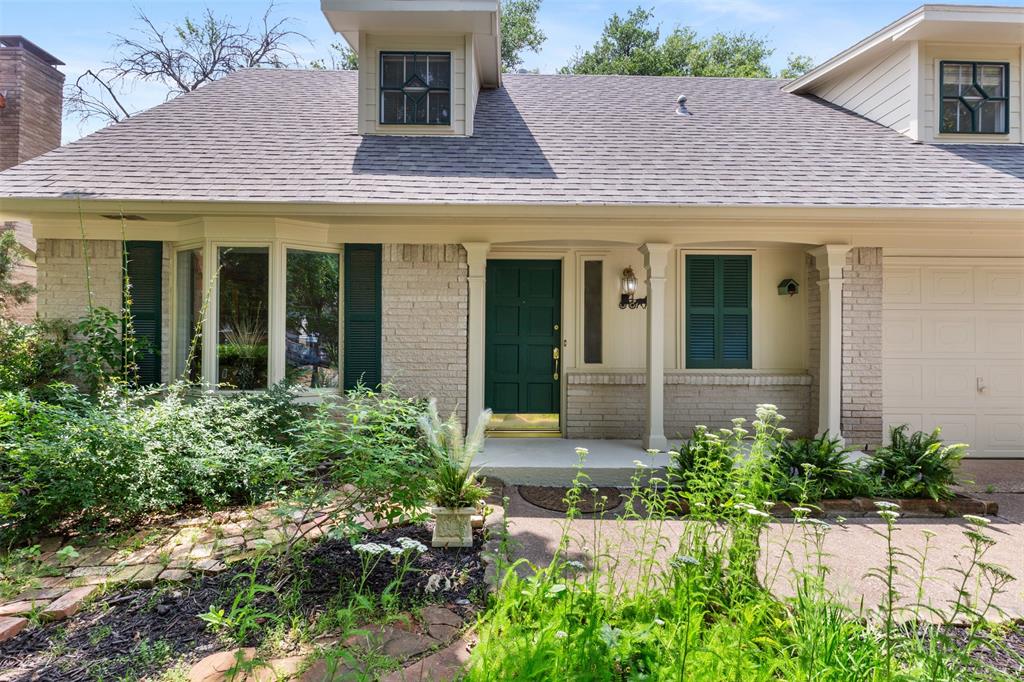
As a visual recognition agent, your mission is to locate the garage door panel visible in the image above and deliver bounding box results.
[924,267,975,304]
[975,267,1024,305]
[921,314,976,355]
[977,415,1024,456]
[883,364,922,403]
[884,413,924,436]
[883,266,922,304]
[882,311,922,354]
[883,258,1023,458]
[977,312,1024,356]
[922,364,976,405]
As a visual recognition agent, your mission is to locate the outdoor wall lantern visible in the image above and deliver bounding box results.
[619,267,647,309]
[777,278,800,296]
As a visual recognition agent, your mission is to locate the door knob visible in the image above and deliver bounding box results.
[553,347,560,381]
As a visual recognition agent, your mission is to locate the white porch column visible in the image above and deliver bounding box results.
[810,245,852,440]
[463,242,490,430]
[640,243,672,451]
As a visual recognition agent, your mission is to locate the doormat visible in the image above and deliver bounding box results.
[518,485,623,513]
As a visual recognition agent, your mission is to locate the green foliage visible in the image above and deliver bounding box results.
[867,425,968,501]
[300,384,435,524]
[562,6,773,78]
[779,53,815,79]
[0,230,34,312]
[0,318,69,392]
[668,424,736,497]
[199,556,280,644]
[467,407,1014,681]
[66,306,140,392]
[420,400,491,508]
[0,383,307,541]
[501,0,546,71]
[770,431,875,501]
[309,41,358,70]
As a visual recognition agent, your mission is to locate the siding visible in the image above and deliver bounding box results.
[811,43,915,135]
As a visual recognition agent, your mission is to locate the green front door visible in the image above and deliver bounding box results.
[485,260,561,418]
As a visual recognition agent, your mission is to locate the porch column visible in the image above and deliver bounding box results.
[463,242,490,430]
[809,245,852,440]
[640,243,672,451]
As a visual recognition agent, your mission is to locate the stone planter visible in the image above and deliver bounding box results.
[430,506,476,548]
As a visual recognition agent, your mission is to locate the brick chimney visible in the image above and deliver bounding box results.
[0,35,65,171]
[0,36,63,323]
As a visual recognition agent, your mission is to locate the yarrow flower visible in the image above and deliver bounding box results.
[798,518,832,529]
[791,507,812,515]
[962,514,991,527]
[564,560,586,571]
[555,630,568,639]
[633,459,648,468]
[353,542,389,555]
[575,447,590,456]
[746,508,770,519]
[876,510,900,522]
[654,618,665,626]
[670,555,699,569]
[874,501,901,511]
[396,537,428,553]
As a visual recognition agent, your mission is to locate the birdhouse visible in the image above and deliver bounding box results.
[777,279,799,296]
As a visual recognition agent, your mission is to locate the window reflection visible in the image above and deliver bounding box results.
[286,249,340,389]
[217,247,269,389]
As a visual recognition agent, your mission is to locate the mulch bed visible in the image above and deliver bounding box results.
[0,524,485,681]
[518,485,623,513]
[923,622,1024,678]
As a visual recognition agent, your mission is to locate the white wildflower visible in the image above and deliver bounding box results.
[645,448,659,456]
[387,546,404,556]
[633,460,648,468]
[353,542,388,555]
[962,514,991,527]
[555,630,568,639]
[564,560,586,571]
[874,501,901,511]
[791,507,812,515]
[735,502,755,511]
[746,508,770,519]
[396,537,428,553]
[731,417,747,427]
[674,555,699,566]
[876,510,900,522]
[575,447,590,456]
[654,618,665,626]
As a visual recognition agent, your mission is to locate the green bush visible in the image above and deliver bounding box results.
[299,384,434,525]
[866,425,968,501]
[668,425,737,498]
[769,432,875,501]
[0,318,69,391]
[0,383,307,541]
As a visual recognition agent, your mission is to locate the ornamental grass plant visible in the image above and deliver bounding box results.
[467,405,1020,681]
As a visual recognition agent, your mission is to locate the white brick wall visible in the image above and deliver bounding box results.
[381,244,468,421]
[36,239,121,321]
[842,247,883,448]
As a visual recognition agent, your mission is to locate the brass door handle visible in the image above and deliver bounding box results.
[553,347,560,381]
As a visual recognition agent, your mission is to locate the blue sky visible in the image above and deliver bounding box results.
[1,0,1020,142]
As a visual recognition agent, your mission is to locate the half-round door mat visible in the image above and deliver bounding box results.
[518,485,623,514]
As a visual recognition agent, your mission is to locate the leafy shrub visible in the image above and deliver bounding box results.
[770,432,875,501]
[0,318,69,391]
[0,383,307,541]
[668,425,736,498]
[66,306,138,392]
[299,384,434,525]
[419,400,491,508]
[866,425,968,501]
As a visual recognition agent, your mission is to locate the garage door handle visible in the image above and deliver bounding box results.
[977,377,986,394]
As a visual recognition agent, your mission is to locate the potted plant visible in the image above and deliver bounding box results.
[420,400,491,548]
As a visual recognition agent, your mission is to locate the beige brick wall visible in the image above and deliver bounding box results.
[566,372,813,441]
[36,239,122,321]
[381,244,468,421]
[842,247,883,448]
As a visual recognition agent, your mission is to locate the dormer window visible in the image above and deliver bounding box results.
[940,61,1009,134]
[380,52,451,125]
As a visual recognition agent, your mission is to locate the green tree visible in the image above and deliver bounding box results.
[779,53,815,79]
[310,41,358,70]
[0,230,34,314]
[562,5,774,78]
[501,0,546,72]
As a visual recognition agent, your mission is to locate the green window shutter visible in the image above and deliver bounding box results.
[124,241,163,385]
[343,244,382,390]
[686,255,751,369]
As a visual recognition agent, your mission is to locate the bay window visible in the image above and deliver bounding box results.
[217,246,269,390]
[285,249,341,390]
[173,247,203,381]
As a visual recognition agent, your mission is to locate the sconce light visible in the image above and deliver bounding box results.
[619,267,647,309]
[777,278,799,296]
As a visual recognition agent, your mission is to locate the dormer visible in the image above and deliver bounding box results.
[321,0,501,136]
[784,5,1024,144]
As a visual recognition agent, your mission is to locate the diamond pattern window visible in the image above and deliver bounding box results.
[940,61,1009,134]
[380,52,451,125]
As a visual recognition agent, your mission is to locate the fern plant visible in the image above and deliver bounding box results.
[770,431,874,501]
[866,425,968,500]
[419,400,491,508]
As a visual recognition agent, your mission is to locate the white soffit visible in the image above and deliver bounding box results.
[321,0,501,87]
[783,4,1024,94]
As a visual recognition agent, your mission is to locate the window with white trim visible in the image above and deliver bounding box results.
[940,61,1009,134]
[380,52,451,125]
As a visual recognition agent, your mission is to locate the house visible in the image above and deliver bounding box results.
[0,36,64,323]
[0,3,1021,459]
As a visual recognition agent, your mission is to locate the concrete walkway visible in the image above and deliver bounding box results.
[480,439,668,485]
[500,477,1024,621]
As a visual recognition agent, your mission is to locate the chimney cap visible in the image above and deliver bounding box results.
[0,36,64,66]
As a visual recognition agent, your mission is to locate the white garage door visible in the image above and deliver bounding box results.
[883,258,1024,458]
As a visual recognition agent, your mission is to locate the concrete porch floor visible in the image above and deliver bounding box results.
[479,438,671,486]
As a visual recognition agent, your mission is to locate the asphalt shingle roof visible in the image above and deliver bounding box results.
[1,69,1022,208]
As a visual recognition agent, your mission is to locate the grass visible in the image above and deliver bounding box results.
[467,405,1021,681]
